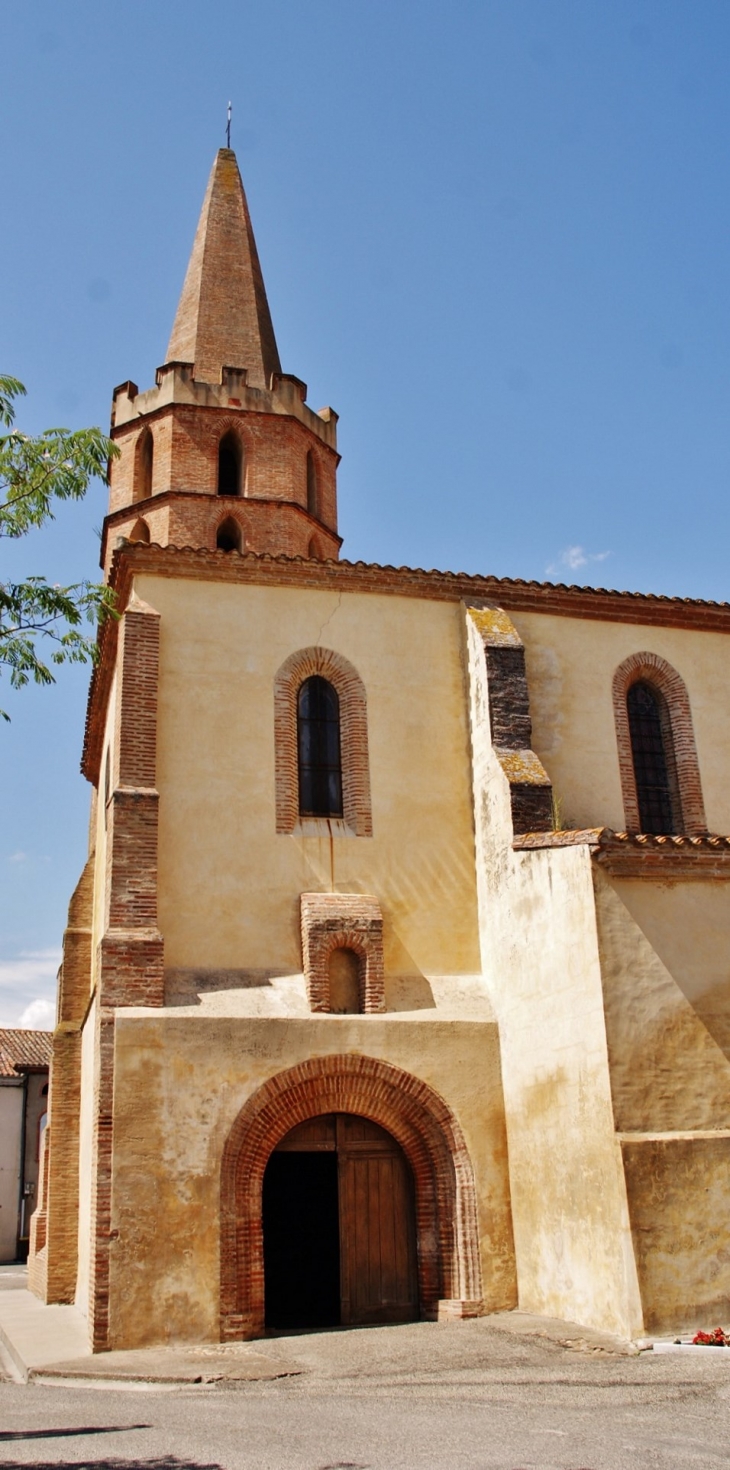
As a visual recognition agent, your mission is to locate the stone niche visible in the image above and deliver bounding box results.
[300,892,385,1014]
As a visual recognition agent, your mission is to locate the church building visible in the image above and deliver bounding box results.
[29,148,730,1350]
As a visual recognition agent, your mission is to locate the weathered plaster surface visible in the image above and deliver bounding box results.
[622,1136,730,1333]
[607,879,730,1057]
[136,575,481,980]
[0,1086,23,1262]
[107,1014,515,1348]
[466,609,643,1340]
[163,969,495,1019]
[595,873,730,1132]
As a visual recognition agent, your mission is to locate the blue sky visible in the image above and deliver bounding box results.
[2,1,730,1024]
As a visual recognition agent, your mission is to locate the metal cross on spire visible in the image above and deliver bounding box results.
[226,102,232,149]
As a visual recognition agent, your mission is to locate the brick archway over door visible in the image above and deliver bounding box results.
[220,1055,483,1339]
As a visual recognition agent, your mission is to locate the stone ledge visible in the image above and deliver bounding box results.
[513,827,730,878]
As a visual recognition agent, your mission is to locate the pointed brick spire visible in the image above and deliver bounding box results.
[166,149,281,389]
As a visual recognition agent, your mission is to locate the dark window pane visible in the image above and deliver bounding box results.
[297,675,343,817]
[627,680,679,833]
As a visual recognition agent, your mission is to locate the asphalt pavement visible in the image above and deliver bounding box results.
[1,1306,729,1469]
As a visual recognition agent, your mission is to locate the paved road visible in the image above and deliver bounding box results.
[1,1318,730,1470]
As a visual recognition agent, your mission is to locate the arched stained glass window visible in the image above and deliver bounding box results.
[297,675,343,817]
[627,679,681,834]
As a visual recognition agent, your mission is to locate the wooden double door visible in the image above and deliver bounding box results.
[263,1113,418,1330]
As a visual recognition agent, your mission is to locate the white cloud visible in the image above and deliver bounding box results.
[6,851,28,864]
[546,545,611,578]
[17,998,56,1030]
[0,949,61,1029]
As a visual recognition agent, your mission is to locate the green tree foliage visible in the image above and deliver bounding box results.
[0,374,118,719]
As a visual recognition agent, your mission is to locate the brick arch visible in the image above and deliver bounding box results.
[220,1054,483,1339]
[612,651,706,833]
[274,646,373,835]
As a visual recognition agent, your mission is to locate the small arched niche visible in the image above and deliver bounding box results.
[308,536,324,560]
[328,948,361,1014]
[306,450,318,518]
[216,516,242,553]
[218,431,243,496]
[134,428,153,502]
[129,517,150,544]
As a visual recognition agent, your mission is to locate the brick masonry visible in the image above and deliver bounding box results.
[105,403,340,564]
[219,1054,483,1339]
[300,893,385,1013]
[87,595,164,1350]
[612,650,707,834]
[102,488,340,577]
[28,851,96,1301]
[466,605,553,835]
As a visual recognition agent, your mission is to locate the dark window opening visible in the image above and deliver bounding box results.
[216,516,242,553]
[627,679,682,833]
[306,450,318,518]
[297,675,343,817]
[218,432,242,496]
[135,429,153,502]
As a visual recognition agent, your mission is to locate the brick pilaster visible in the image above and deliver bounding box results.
[28,856,94,1303]
[88,592,164,1350]
[466,604,553,834]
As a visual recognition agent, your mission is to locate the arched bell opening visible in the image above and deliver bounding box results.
[134,428,154,502]
[218,431,243,496]
[216,517,242,553]
[128,517,151,544]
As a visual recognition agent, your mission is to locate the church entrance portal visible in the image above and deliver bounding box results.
[262,1114,419,1329]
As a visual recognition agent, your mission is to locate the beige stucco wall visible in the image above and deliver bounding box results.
[622,1135,730,1333]
[605,879,730,1059]
[0,1085,23,1262]
[107,1012,515,1349]
[466,611,644,1339]
[510,610,730,834]
[595,873,730,1131]
[22,1074,48,1233]
[134,574,482,981]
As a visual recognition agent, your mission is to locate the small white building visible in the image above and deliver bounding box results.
[0,1030,51,1262]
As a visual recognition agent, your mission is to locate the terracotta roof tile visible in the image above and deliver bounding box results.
[0,1028,52,1078]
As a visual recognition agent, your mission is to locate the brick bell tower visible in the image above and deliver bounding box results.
[101,149,341,574]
